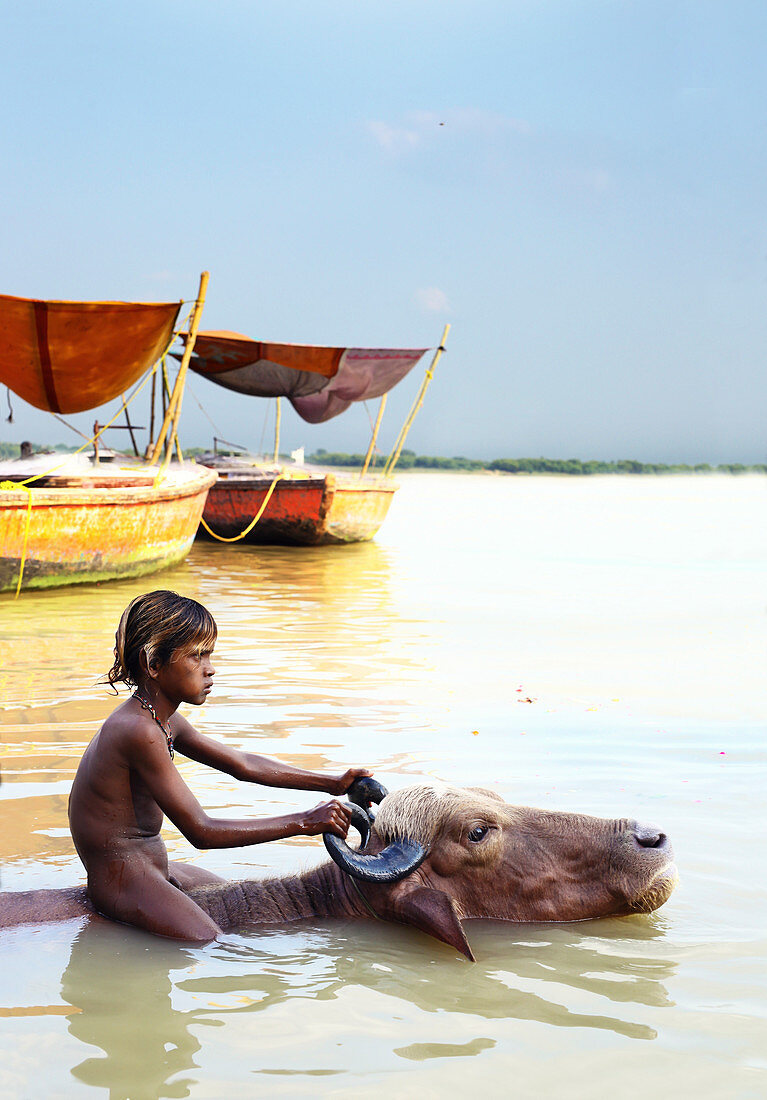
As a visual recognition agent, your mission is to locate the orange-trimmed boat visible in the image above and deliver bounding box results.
[186,327,448,545]
[0,275,216,593]
[197,462,396,546]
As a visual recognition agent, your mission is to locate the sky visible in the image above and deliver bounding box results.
[1,0,765,464]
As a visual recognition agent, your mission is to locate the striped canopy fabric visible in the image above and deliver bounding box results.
[186,331,427,424]
[0,292,181,414]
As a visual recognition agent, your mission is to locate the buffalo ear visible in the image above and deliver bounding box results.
[387,886,475,961]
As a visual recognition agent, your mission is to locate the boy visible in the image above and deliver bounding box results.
[69,590,369,941]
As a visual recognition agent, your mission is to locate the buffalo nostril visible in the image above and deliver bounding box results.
[634,825,667,849]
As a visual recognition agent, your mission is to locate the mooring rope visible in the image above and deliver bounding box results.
[0,480,32,598]
[197,472,283,542]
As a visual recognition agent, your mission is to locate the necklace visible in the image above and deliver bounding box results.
[134,693,174,759]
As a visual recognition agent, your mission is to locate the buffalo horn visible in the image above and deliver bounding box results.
[346,776,389,821]
[336,803,372,849]
[324,830,427,884]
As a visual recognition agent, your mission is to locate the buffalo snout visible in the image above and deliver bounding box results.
[632,822,670,851]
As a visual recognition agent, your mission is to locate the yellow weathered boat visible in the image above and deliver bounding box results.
[0,274,216,593]
[0,460,215,592]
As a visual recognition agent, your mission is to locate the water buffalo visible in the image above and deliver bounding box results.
[0,781,677,959]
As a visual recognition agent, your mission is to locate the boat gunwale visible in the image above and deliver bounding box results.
[0,466,217,508]
[206,469,399,493]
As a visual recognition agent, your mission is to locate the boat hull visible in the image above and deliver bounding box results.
[322,476,397,544]
[0,466,216,592]
[198,471,397,545]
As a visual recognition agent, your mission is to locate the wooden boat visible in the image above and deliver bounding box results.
[0,459,215,591]
[196,459,396,546]
[186,327,449,545]
[0,274,215,593]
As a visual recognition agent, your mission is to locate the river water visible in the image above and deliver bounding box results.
[0,473,765,1098]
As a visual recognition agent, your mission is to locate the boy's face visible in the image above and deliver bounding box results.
[153,646,215,706]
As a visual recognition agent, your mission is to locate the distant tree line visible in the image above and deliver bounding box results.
[308,448,766,475]
[0,441,79,459]
[308,448,486,471]
[2,441,763,475]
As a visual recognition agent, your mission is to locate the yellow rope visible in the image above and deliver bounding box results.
[0,480,32,598]
[198,473,283,542]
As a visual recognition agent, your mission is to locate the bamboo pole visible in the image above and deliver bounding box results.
[146,348,173,459]
[383,323,450,478]
[122,394,140,456]
[172,426,184,463]
[160,363,168,421]
[147,271,209,465]
[360,393,387,479]
[273,397,281,465]
[148,369,157,452]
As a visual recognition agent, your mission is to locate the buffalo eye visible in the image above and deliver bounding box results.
[468,824,489,843]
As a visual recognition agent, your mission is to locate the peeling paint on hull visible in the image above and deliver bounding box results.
[198,472,397,545]
[0,466,216,592]
[322,477,397,544]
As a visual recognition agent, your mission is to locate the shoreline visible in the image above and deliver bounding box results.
[2,441,764,478]
[327,465,767,479]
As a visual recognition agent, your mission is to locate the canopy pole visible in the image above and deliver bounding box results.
[273,397,281,464]
[147,271,209,464]
[172,427,184,463]
[149,360,168,459]
[122,394,140,456]
[148,369,157,451]
[383,323,450,478]
[159,361,168,434]
[360,394,387,479]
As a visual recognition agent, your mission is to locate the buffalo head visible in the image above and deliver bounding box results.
[325,780,678,960]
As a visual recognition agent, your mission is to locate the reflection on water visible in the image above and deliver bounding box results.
[394,1037,496,1062]
[220,920,672,1041]
[1,475,766,1095]
[62,925,202,1098]
[56,912,678,1096]
[0,539,403,707]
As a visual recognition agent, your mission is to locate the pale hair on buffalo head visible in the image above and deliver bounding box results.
[373,783,509,847]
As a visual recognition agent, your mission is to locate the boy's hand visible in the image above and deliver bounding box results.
[301,799,352,838]
[328,767,373,796]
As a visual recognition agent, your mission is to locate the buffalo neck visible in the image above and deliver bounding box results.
[186,860,371,932]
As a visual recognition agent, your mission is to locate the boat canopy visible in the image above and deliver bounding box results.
[0,293,181,414]
[185,331,427,423]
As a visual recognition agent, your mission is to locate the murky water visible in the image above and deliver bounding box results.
[1,474,765,1098]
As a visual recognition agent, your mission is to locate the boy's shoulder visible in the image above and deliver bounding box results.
[100,699,167,752]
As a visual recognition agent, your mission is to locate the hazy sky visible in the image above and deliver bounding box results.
[2,1,765,463]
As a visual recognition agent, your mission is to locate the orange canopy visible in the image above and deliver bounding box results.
[0,293,181,414]
[186,330,427,424]
[189,331,344,379]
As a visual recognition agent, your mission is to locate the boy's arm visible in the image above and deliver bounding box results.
[171,714,371,796]
[128,720,352,848]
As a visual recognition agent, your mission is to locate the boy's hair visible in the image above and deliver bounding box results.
[107,590,217,690]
